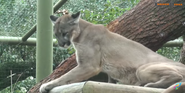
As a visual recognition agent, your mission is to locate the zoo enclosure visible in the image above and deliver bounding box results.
[0,0,184,92]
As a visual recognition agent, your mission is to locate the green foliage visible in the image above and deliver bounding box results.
[0,76,36,93]
[157,38,182,61]
[0,0,36,37]
[157,47,181,61]
[0,58,35,90]
[0,44,75,90]
[58,0,140,25]
[53,46,75,65]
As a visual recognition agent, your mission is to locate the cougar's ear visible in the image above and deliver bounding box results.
[50,15,58,24]
[69,12,81,24]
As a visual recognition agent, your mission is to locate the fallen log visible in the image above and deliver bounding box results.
[49,81,165,93]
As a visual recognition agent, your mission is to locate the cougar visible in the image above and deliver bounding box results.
[40,12,185,93]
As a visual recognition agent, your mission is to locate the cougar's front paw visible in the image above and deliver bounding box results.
[39,83,53,93]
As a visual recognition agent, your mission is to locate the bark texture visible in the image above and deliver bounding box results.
[107,0,185,51]
[28,0,185,92]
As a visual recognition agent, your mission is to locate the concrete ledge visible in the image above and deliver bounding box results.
[49,81,165,93]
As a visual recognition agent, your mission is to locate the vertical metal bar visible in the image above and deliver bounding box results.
[36,0,53,83]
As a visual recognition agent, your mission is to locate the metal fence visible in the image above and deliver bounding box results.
[0,43,72,91]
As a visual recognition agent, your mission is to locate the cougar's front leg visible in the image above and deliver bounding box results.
[40,45,101,93]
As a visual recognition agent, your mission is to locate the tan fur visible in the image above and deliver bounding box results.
[162,82,185,93]
[40,12,185,93]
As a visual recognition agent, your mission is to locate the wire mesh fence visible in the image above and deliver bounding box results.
[0,0,138,38]
[0,0,36,37]
[0,44,73,91]
[0,44,36,91]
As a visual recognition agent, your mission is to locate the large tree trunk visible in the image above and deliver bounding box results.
[28,0,185,92]
[107,0,185,51]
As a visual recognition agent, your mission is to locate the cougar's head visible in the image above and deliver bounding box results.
[50,12,80,48]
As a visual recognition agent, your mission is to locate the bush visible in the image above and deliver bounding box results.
[0,76,36,93]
